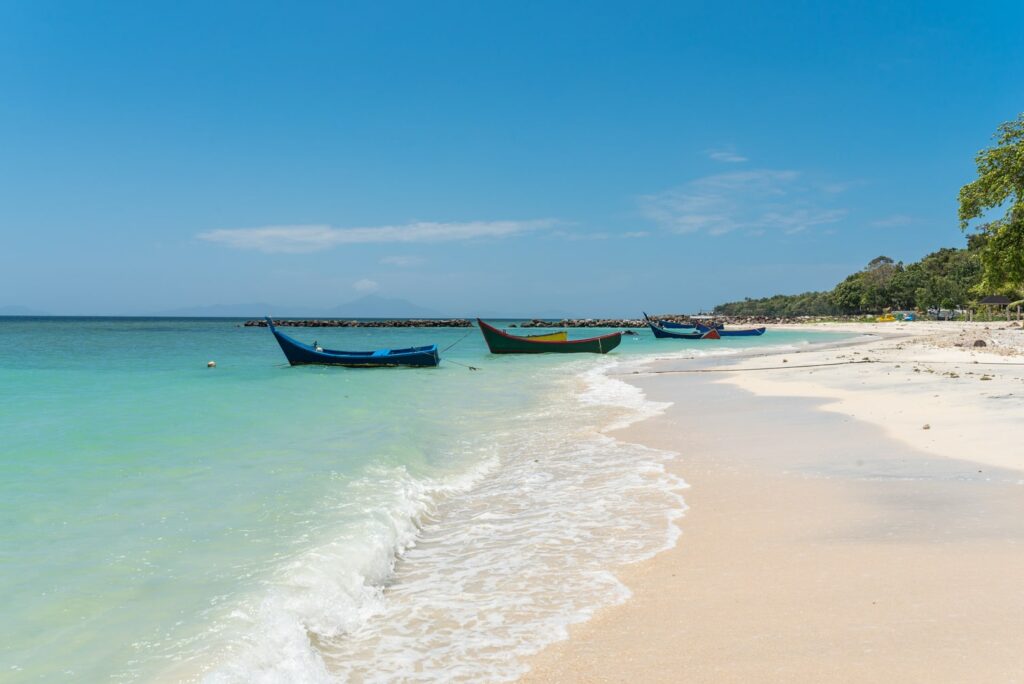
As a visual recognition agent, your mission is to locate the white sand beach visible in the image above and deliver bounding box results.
[523,321,1024,682]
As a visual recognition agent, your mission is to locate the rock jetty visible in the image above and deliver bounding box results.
[518,318,646,328]
[246,314,858,329]
[246,318,473,328]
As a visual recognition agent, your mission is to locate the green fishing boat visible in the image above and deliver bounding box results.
[476,319,622,354]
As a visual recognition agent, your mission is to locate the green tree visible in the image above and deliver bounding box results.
[859,256,900,312]
[888,262,926,309]
[830,273,866,314]
[958,114,1024,294]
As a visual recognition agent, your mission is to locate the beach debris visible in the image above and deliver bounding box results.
[973,339,987,347]
[981,375,993,381]
[922,424,930,430]
[207,361,216,368]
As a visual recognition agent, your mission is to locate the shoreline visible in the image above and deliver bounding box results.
[522,321,1024,682]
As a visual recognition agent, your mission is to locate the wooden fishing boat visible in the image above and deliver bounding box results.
[642,312,697,330]
[266,318,440,367]
[695,323,766,337]
[521,330,568,341]
[641,312,720,330]
[647,321,720,339]
[477,319,621,354]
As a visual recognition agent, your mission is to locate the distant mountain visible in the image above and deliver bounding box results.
[0,305,48,316]
[327,295,442,318]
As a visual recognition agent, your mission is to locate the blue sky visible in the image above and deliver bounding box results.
[1,1,1021,316]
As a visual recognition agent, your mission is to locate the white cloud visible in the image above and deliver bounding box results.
[707,149,748,163]
[639,169,848,237]
[546,230,651,241]
[353,278,379,292]
[870,214,916,228]
[198,219,556,253]
[380,255,424,266]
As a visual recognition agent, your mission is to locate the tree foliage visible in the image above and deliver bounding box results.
[714,244,984,317]
[958,114,1024,293]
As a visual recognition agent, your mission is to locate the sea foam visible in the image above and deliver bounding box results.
[199,359,686,683]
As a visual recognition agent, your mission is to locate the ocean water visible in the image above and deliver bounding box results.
[0,318,847,682]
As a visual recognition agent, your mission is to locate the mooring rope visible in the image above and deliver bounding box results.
[436,330,481,370]
[442,329,474,353]
[445,358,480,371]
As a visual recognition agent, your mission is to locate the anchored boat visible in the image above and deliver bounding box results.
[265,318,440,367]
[477,319,621,354]
[645,315,721,340]
[642,312,721,330]
[695,323,766,337]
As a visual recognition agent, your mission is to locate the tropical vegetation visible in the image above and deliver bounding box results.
[958,113,1024,296]
[717,113,1024,318]
[715,241,989,317]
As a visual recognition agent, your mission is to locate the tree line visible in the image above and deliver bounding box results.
[716,113,1024,318]
[714,241,989,317]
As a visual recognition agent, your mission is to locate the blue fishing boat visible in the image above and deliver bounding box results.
[265,318,440,367]
[642,312,719,329]
[643,312,696,330]
[695,323,766,337]
[644,315,720,340]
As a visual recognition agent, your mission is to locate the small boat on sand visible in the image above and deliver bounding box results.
[266,317,440,367]
[477,319,621,354]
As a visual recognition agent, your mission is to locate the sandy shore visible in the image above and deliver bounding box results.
[523,321,1024,682]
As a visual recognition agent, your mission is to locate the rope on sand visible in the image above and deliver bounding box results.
[623,360,877,375]
[618,357,1024,376]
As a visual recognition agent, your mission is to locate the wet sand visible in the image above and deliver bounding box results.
[522,349,1024,682]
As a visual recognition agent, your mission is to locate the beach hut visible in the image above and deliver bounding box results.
[979,295,1012,322]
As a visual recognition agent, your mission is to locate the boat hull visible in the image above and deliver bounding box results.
[647,322,704,339]
[266,319,440,367]
[477,319,621,354]
[695,324,766,337]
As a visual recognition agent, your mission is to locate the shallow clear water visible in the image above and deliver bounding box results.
[0,318,848,682]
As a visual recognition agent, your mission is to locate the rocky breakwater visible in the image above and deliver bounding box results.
[245,318,473,328]
[518,314,853,328]
[517,318,646,328]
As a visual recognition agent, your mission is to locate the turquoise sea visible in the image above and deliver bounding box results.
[0,318,848,682]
